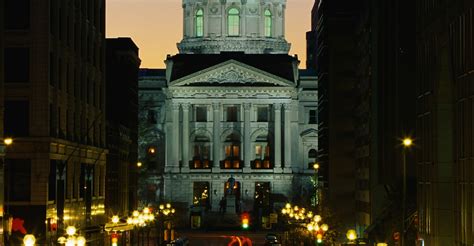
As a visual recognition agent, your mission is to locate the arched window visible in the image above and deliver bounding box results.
[228,8,240,36]
[223,133,241,168]
[252,134,272,169]
[195,9,204,37]
[264,9,272,37]
[308,149,317,168]
[192,135,210,169]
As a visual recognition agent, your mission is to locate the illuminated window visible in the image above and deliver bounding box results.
[195,9,204,37]
[308,149,317,168]
[264,9,272,37]
[255,182,270,207]
[192,135,210,169]
[253,135,272,169]
[228,8,240,36]
[193,182,210,208]
[223,133,241,168]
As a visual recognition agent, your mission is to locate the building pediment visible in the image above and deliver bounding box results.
[169,60,295,87]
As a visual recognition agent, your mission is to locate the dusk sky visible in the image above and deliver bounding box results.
[106,0,314,68]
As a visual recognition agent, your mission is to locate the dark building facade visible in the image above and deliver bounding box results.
[316,0,416,242]
[416,0,474,244]
[316,0,359,234]
[3,0,106,243]
[105,37,140,217]
[353,0,416,243]
[306,0,319,70]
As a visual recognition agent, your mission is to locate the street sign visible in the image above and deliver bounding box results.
[104,222,134,232]
[269,213,278,223]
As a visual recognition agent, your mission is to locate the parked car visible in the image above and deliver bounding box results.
[167,237,189,246]
[264,233,282,246]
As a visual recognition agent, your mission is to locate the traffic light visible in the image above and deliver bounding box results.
[111,233,119,246]
[241,213,250,229]
[316,233,323,244]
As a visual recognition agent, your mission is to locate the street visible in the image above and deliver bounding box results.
[176,230,271,246]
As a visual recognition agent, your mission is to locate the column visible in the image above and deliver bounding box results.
[212,103,221,172]
[243,103,252,173]
[283,103,292,173]
[181,103,190,172]
[171,103,180,173]
[273,103,282,173]
[242,2,246,36]
[221,1,226,36]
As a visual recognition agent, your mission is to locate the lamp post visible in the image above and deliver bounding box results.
[401,137,412,246]
[346,229,357,244]
[1,138,12,245]
[313,163,320,210]
[157,203,176,246]
[23,234,36,246]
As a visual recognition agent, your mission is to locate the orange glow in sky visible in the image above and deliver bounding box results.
[107,0,314,68]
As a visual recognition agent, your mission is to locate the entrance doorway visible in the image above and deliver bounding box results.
[223,179,241,213]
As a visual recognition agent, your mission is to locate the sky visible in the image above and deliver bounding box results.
[106,0,314,68]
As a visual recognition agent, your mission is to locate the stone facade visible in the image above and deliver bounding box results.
[139,58,317,218]
[178,0,290,54]
[138,0,317,226]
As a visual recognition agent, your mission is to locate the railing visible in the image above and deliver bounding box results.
[189,159,211,169]
[220,159,243,169]
[251,159,273,169]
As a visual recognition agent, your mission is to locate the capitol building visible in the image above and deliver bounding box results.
[138,0,317,224]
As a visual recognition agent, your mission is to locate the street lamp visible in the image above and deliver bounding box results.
[65,226,76,236]
[3,138,13,146]
[111,215,120,224]
[401,137,413,246]
[76,236,86,246]
[346,229,357,242]
[23,234,36,246]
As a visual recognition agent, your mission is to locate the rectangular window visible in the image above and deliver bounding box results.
[6,159,31,201]
[148,109,157,124]
[257,107,269,122]
[309,109,317,124]
[5,0,30,29]
[255,145,262,159]
[50,53,56,86]
[254,182,270,207]
[4,48,30,83]
[50,104,57,137]
[4,101,29,137]
[79,164,85,198]
[48,161,57,201]
[196,106,207,122]
[193,182,210,208]
[226,106,238,122]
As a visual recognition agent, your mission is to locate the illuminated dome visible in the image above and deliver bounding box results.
[178,0,290,54]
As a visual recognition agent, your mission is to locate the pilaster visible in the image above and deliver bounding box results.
[243,103,252,173]
[171,103,181,173]
[181,103,190,173]
[283,103,292,173]
[212,103,221,173]
[273,103,282,173]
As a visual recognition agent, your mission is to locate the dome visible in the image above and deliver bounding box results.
[178,0,290,54]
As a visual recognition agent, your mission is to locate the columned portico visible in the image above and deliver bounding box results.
[181,103,190,172]
[273,103,282,173]
[283,103,292,173]
[212,102,221,172]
